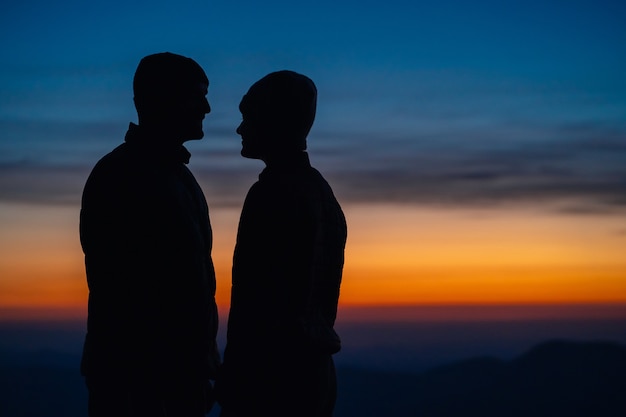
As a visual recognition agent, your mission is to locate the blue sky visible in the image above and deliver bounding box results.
[1,0,625,211]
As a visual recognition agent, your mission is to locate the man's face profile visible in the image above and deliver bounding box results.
[236,93,268,159]
[235,71,316,159]
[170,82,211,142]
[133,53,211,144]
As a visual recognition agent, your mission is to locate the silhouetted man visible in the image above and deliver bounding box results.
[216,71,347,417]
[80,52,220,417]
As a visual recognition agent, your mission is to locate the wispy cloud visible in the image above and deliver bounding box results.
[317,122,626,213]
[1,118,625,213]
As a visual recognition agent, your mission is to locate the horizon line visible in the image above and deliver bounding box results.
[2,301,626,323]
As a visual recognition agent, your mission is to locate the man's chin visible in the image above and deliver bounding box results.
[184,130,205,141]
[240,147,261,159]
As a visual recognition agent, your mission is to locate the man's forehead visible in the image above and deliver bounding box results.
[239,91,267,113]
[239,94,252,113]
[178,81,208,96]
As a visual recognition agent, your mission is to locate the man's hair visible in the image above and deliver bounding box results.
[242,70,317,151]
[133,52,208,115]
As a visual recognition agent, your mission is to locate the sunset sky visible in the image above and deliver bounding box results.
[1,0,625,321]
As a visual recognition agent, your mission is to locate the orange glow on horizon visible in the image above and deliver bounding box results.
[1,202,625,321]
[339,264,626,306]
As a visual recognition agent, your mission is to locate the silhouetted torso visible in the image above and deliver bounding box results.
[80,123,219,381]
[218,152,346,417]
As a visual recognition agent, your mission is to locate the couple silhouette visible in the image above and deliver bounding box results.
[79,52,347,417]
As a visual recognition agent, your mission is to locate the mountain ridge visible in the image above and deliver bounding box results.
[335,339,626,417]
[1,339,624,417]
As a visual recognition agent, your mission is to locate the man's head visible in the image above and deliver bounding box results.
[237,70,317,160]
[133,52,210,143]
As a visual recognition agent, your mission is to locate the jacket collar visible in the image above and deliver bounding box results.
[259,152,311,180]
[124,122,191,164]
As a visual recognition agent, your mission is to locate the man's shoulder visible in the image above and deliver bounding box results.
[305,166,336,196]
[95,143,131,167]
[88,143,135,178]
[83,143,133,192]
[307,166,330,184]
[243,179,266,202]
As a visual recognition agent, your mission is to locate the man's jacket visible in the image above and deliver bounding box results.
[80,123,219,379]
[224,152,347,357]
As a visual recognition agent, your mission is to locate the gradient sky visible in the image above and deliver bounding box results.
[1,0,626,320]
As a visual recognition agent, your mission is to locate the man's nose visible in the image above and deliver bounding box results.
[236,123,242,135]
[204,99,211,114]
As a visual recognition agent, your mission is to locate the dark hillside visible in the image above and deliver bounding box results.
[1,340,625,417]
[336,340,626,417]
